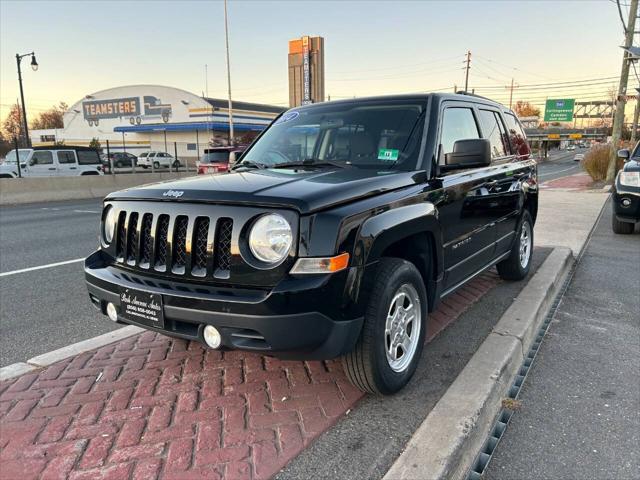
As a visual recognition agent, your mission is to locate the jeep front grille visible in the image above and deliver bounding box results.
[114,209,233,279]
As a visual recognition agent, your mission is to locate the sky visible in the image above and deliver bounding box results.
[0,0,630,119]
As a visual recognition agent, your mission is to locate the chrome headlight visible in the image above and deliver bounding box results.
[619,171,640,187]
[248,214,292,264]
[103,205,117,244]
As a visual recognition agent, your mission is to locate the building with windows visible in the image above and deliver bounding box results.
[31,85,285,162]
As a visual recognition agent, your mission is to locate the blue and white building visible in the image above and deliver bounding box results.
[31,85,285,161]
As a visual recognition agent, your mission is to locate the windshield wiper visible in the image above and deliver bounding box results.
[231,160,266,171]
[270,159,347,169]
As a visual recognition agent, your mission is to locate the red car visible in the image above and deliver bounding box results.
[196,147,245,175]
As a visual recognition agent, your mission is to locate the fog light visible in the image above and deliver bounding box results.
[203,325,222,349]
[106,302,118,322]
[621,198,632,207]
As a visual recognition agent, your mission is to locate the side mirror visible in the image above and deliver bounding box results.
[441,138,491,172]
[20,163,27,169]
[617,148,630,161]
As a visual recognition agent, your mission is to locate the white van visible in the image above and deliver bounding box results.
[0,147,104,178]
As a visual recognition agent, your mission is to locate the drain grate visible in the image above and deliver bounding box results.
[466,280,568,480]
[466,199,608,480]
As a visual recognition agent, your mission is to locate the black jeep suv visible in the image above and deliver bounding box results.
[85,93,537,394]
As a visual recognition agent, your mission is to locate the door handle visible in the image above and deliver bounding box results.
[69,167,77,170]
[48,167,56,170]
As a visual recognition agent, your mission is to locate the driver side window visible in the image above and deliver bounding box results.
[30,151,53,165]
[440,107,480,164]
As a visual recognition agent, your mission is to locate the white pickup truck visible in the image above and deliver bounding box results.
[0,147,104,178]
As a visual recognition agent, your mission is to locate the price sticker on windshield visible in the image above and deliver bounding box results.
[378,148,399,161]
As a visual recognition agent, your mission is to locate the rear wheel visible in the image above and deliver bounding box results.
[497,210,533,281]
[153,161,160,169]
[612,214,634,234]
[115,160,123,168]
[342,258,427,395]
[172,160,180,169]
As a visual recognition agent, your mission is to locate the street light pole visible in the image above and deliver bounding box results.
[15,51,38,148]
[223,0,235,146]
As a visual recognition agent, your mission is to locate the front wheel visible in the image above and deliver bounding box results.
[342,258,427,395]
[612,215,634,234]
[497,210,533,281]
[153,161,160,170]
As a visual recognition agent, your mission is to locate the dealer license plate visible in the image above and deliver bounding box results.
[119,287,165,329]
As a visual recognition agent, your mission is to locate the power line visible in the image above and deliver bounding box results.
[472,75,619,89]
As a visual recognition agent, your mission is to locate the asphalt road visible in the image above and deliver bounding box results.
[0,199,121,366]
[537,149,584,183]
[486,201,640,480]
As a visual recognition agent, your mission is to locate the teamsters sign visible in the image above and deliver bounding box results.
[83,97,141,120]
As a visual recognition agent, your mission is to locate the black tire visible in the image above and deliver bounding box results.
[115,160,123,168]
[172,160,180,169]
[153,161,160,169]
[342,258,427,395]
[612,214,634,234]
[141,165,148,169]
[497,210,534,281]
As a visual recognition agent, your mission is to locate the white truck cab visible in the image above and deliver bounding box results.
[0,147,104,178]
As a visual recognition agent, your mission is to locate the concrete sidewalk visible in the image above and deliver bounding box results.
[486,202,640,480]
[535,174,610,256]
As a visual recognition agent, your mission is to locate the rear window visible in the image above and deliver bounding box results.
[201,152,230,163]
[139,152,149,158]
[504,113,531,158]
[77,150,100,165]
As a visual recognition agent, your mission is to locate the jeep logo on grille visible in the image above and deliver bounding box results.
[162,190,184,198]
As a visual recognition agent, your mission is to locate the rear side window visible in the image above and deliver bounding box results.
[77,150,100,165]
[139,152,149,158]
[440,108,480,161]
[478,110,508,159]
[30,151,53,165]
[504,113,531,158]
[57,151,76,164]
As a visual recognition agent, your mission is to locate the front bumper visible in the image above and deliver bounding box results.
[85,251,363,360]
[613,188,640,223]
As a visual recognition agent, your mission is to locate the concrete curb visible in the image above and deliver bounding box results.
[0,325,143,381]
[383,247,573,480]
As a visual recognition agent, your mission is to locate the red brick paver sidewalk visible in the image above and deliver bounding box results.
[0,271,500,480]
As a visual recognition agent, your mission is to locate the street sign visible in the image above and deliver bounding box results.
[547,133,561,139]
[544,99,575,122]
[569,133,583,139]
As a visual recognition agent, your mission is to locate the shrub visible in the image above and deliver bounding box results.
[582,144,624,181]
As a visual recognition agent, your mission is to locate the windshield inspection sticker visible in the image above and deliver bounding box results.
[275,111,299,125]
[378,148,399,161]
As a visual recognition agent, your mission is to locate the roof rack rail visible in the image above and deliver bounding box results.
[455,91,498,103]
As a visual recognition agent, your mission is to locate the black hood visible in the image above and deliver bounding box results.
[105,168,422,214]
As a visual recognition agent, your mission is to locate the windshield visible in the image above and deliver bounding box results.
[201,152,230,164]
[4,149,31,163]
[241,100,428,170]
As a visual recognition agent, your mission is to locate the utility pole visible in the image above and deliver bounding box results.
[464,51,471,93]
[632,97,640,143]
[506,78,517,109]
[223,0,235,146]
[608,0,638,181]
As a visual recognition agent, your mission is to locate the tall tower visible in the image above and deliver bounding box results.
[288,36,325,107]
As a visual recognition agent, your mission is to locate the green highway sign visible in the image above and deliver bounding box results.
[544,99,575,122]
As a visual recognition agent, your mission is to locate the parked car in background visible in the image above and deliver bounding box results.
[196,146,246,175]
[0,147,103,178]
[612,147,640,234]
[101,152,138,170]
[573,153,585,162]
[567,145,576,151]
[137,151,181,169]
